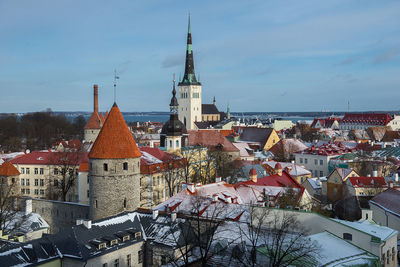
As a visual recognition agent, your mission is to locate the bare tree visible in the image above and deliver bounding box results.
[47,150,83,202]
[0,176,25,233]
[232,207,320,267]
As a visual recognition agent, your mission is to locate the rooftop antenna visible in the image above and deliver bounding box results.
[347,99,350,112]
[114,69,120,103]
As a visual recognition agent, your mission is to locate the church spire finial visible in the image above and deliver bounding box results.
[170,73,178,114]
[179,13,200,86]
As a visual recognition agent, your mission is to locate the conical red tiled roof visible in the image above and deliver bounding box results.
[84,111,102,129]
[249,168,257,176]
[89,103,141,159]
[0,161,20,176]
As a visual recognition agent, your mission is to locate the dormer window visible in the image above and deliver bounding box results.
[135,232,141,238]
[123,235,130,242]
[98,243,106,249]
[110,239,118,246]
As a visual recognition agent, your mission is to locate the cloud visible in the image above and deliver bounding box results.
[373,46,400,64]
[338,55,362,65]
[161,54,184,68]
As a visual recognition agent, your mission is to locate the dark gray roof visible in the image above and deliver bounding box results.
[239,128,274,147]
[202,104,219,115]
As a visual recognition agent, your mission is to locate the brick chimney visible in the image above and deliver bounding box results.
[93,84,99,113]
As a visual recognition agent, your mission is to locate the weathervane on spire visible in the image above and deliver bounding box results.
[114,69,120,103]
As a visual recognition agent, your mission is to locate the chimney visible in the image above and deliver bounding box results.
[25,198,32,215]
[152,210,159,220]
[372,170,378,177]
[395,173,399,182]
[77,219,92,229]
[171,212,177,222]
[93,84,99,113]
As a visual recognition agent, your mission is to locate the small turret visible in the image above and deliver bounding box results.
[249,167,257,182]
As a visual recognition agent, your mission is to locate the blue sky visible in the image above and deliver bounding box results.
[0,0,399,113]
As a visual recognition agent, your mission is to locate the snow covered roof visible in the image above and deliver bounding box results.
[370,188,400,218]
[332,219,397,241]
[309,231,378,266]
[262,160,311,177]
[306,178,322,189]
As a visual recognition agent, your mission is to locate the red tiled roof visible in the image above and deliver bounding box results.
[348,176,387,188]
[78,162,89,172]
[89,104,141,159]
[84,111,102,129]
[0,161,20,176]
[249,168,257,176]
[11,151,89,165]
[139,147,186,174]
[235,170,302,189]
[370,188,400,217]
[199,129,234,137]
[342,113,392,125]
[188,130,239,152]
[297,142,356,156]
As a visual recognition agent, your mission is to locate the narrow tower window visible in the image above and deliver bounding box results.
[123,198,127,208]
[103,163,108,171]
[123,162,128,170]
[95,200,98,208]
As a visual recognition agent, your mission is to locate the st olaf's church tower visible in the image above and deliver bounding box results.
[178,15,202,130]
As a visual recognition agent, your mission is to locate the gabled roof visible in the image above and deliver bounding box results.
[202,104,219,114]
[194,121,219,129]
[235,170,302,189]
[11,151,88,165]
[188,130,239,152]
[347,176,387,188]
[239,127,274,147]
[89,104,141,159]
[269,138,307,155]
[328,167,355,181]
[84,111,103,129]
[0,161,20,176]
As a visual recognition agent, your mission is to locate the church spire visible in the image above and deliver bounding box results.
[170,74,178,114]
[179,13,201,86]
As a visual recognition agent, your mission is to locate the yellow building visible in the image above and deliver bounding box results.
[238,127,280,151]
[327,168,359,202]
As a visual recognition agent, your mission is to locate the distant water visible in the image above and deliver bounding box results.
[83,114,170,123]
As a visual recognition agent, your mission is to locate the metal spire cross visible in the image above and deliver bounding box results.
[113,69,120,103]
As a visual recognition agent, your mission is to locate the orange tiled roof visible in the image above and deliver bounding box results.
[84,111,102,129]
[0,161,20,176]
[89,103,141,159]
[78,162,89,172]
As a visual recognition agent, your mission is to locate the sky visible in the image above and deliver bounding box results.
[0,0,399,113]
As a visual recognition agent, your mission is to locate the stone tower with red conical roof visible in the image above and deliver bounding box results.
[88,103,141,221]
[84,84,105,143]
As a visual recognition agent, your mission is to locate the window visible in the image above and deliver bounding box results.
[21,168,25,174]
[299,158,303,164]
[123,162,128,170]
[314,159,318,165]
[123,198,127,208]
[138,250,143,264]
[320,171,323,177]
[40,189,44,195]
[304,159,308,164]
[152,177,155,186]
[40,179,44,186]
[319,160,323,165]
[95,200,98,208]
[21,179,25,186]
[54,168,58,175]
[34,179,39,186]
[26,179,30,186]
[127,254,131,267]
[387,250,389,264]
[314,170,318,177]
[34,189,39,195]
[87,176,90,184]
[87,190,90,198]
[40,168,44,174]
[21,188,25,194]
[157,177,160,186]
[54,179,58,186]
[161,255,167,265]
[26,189,30,194]
[114,259,119,267]
[26,168,30,174]
[34,168,38,174]
[103,264,108,267]
[103,163,108,171]
[176,140,179,147]
[99,243,106,249]
[392,247,395,262]
[110,239,118,245]
[169,140,172,147]
[135,232,141,238]
[343,233,352,241]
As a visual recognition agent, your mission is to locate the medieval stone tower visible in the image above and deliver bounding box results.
[88,103,141,221]
[84,84,104,143]
[178,15,202,130]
